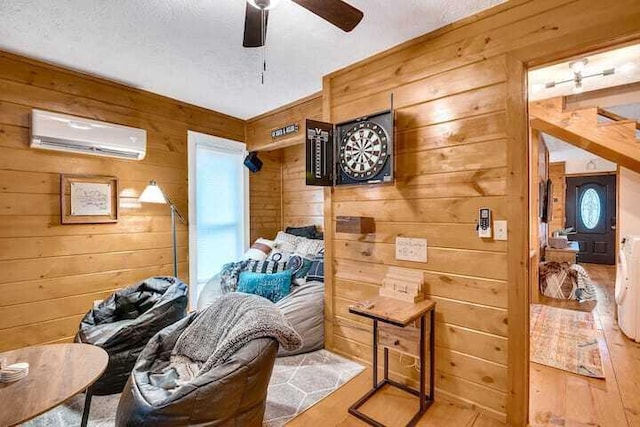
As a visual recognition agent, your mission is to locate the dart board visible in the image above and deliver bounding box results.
[335,110,393,186]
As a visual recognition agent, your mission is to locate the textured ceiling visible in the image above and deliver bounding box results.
[0,0,504,119]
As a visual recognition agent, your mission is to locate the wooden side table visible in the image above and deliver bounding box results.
[348,296,436,427]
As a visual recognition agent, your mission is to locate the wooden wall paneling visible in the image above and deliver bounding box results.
[324,54,512,422]
[505,54,529,427]
[246,93,322,151]
[0,52,245,142]
[282,144,324,231]
[549,162,567,236]
[321,1,640,424]
[0,51,243,351]
[322,75,335,350]
[249,150,282,241]
[246,93,324,243]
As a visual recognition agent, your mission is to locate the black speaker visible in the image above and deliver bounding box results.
[244,151,263,173]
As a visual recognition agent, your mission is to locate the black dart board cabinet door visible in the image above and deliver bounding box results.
[306,119,334,186]
[335,109,394,186]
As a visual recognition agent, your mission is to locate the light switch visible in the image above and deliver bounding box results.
[395,237,427,262]
[494,220,508,241]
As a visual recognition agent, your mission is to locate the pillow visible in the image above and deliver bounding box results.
[237,270,292,303]
[274,231,301,251]
[287,255,313,286]
[243,238,277,261]
[307,251,324,283]
[295,237,324,257]
[275,231,324,257]
[286,226,318,239]
[268,249,294,263]
[245,259,287,274]
[219,260,250,293]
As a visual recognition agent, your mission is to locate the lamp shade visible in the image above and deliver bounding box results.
[138,180,167,204]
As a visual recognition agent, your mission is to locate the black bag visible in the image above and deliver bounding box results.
[75,276,188,395]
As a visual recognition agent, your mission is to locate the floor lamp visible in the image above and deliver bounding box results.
[138,180,186,277]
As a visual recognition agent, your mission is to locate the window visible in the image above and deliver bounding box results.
[580,188,601,230]
[188,131,248,305]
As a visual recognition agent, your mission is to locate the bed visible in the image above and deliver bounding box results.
[197,228,325,356]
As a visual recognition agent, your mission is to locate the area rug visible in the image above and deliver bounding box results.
[23,349,364,427]
[530,304,604,378]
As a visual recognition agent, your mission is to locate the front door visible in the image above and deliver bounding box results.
[566,174,616,264]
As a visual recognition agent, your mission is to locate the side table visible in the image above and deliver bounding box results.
[348,295,436,427]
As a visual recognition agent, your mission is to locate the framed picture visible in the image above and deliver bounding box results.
[61,174,118,224]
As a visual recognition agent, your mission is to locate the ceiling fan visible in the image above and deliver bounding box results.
[243,0,364,48]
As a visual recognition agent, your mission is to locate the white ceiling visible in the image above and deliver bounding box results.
[0,0,504,119]
[529,43,640,101]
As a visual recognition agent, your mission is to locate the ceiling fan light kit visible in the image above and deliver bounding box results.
[247,0,280,11]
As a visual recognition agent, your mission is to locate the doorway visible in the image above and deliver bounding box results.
[527,42,640,426]
[566,174,616,264]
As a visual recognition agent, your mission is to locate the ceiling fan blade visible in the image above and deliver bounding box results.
[292,0,363,32]
[243,3,268,48]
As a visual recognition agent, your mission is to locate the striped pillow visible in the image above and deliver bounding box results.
[245,259,287,274]
[307,251,324,283]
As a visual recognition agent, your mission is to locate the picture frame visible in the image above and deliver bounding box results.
[60,174,119,224]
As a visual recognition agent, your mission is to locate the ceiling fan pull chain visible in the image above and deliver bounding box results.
[261,8,266,84]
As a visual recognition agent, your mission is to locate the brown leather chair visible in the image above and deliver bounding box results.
[115,313,278,427]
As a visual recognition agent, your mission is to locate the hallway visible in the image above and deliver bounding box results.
[530,264,640,426]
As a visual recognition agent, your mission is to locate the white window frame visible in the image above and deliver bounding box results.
[187,130,249,309]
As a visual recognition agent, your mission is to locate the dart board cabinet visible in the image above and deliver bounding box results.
[305,109,394,187]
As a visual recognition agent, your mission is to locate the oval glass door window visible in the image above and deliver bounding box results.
[580,188,601,229]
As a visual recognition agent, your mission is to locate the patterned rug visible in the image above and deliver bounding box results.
[23,349,363,427]
[530,304,604,378]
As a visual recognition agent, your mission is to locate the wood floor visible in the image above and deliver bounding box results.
[287,263,639,426]
[530,263,640,427]
[287,368,505,427]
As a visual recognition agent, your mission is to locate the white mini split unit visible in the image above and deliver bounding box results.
[31,109,147,160]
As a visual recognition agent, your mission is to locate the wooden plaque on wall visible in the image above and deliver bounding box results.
[60,174,119,224]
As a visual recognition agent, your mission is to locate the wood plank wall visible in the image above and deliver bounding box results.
[0,51,244,351]
[247,94,324,239]
[327,55,512,424]
[282,144,324,231]
[249,150,282,242]
[548,162,566,236]
[320,0,640,424]
[246,93,322,151]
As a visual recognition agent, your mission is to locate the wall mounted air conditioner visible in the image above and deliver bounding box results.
[31,109,147,160]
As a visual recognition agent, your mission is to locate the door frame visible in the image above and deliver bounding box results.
[187,130,250,310]
[524,42,634,425]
